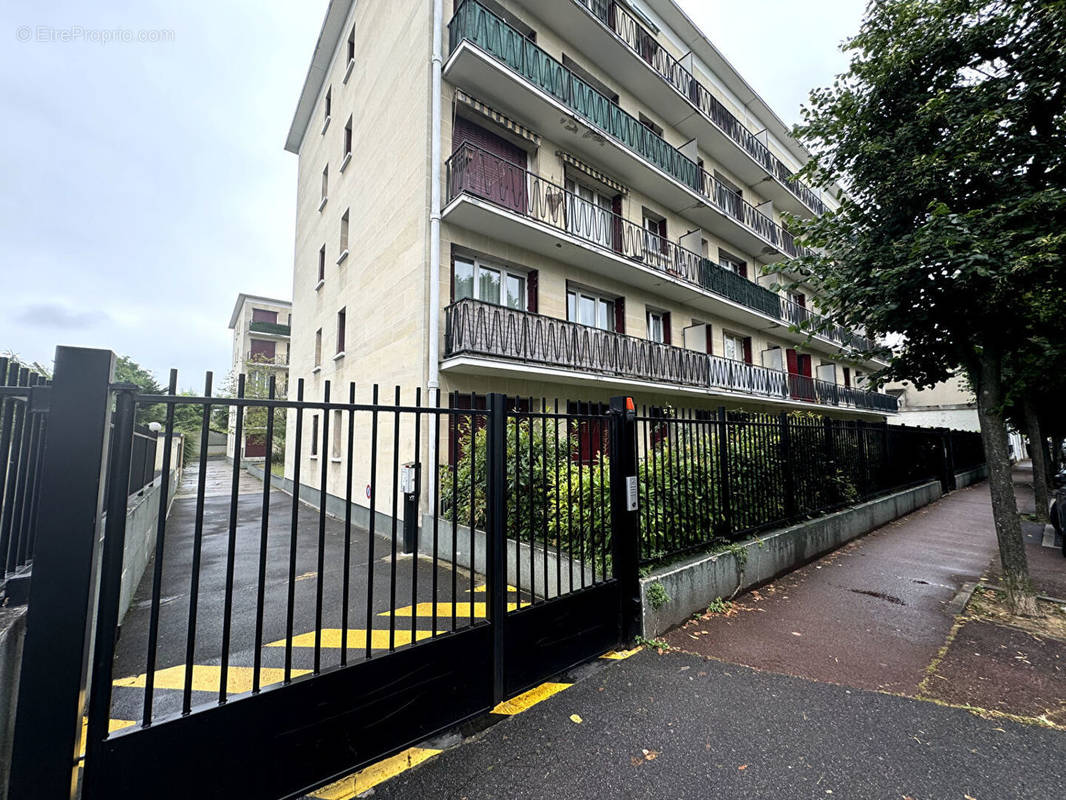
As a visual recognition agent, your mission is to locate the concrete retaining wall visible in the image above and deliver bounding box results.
[954,464,988,489]
[640,480,943,637]
[118,465,182,625]
[0,608,26,800]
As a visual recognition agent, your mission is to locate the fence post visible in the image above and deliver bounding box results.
[608,396,640,646]
[485,393,507,705]
[780,412,797,519]
[716,407,732,536]
[8,347,116,800]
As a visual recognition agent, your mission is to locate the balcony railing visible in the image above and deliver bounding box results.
[446,143,870,349]
[572,0,827,217]
[444,299,899,413]
[244,354,289,368]
[249,321,291,336]
[448,2,808,260]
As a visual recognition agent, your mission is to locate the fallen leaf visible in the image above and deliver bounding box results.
[570,714,582,724]
[642,749,660,761]
[791,631,803,637]
[738,764,747,771]
[630,756,644,767]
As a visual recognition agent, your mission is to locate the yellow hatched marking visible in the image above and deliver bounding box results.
[471,583,518,593]
[266,629,435,649]
[310,747,441,799]
[112,665,310,694]
[601,647,642,660]
[491,682,571,715]
[384,601,530,618]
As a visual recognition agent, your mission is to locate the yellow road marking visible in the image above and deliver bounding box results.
[384,601,530,618]
[491,682,571,715]
[601,647,642,660]
[266,629,436,649]
[112,665,310,694]
[310,747,441,799]
[77,718,135,757]
[471,583,518,593]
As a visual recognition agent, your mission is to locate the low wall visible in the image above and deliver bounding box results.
[0,608,26,800]
[245,465,591,598]
[954,464,988,489]
[640,480,943,637]
[118,465,182,624]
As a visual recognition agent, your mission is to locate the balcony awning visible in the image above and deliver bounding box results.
[556,151,628,196]
[454,89,541,147]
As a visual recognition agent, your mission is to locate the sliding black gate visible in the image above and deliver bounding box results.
[7,348,640,800]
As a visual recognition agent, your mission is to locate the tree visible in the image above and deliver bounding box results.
[114,355,166,427]
[786,0,1066,615]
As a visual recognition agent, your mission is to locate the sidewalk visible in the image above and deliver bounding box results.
[364,469,1066,799]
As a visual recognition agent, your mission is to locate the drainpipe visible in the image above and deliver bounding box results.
[426,0,443,517]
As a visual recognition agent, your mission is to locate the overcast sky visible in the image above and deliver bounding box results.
[0,0,863,388]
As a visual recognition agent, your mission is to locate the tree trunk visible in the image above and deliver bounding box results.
[975,354,1038,616]
[1022,398,1050,523]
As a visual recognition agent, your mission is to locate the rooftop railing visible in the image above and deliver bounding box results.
[444,299,899,413]
[572,0,827,216]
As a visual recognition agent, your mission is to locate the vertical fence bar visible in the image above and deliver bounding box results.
[364,385,379,660]
[486,393,507,705]
[716,407,732,537]
[9,347,115,800]
[219,375,245,704]
[388,386,400,652]
[83,385,138,796]
[285,379,305,681]
[315,382,331,672]
[341,382,356,663]
[252,376,277,692]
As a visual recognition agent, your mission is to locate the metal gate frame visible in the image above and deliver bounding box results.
[7,347,641,800]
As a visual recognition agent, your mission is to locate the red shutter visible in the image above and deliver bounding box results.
[742,337,753,364]
[252,309,278,324]
[705,324,713,354]
[614,296,625,334]
[657,218,668,254]
[662,312,672,346]
[249,339,276,360]
[786,348,799,374]
[452,116,527,213]
[843,367,851,388]
[799,354,812,377]
[611,194,623,253]
[526,269,538,313]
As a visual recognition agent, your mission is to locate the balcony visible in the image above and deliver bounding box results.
[244,354,289,368]
[511,0,827,218]
[444,143,875,358]
[249,321,291,336]
[446,1,809,264]
[443,299,899,414]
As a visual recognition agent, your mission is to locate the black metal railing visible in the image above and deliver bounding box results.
[448,0,813,256]
[444,299,899,412]
[446,144,878,350]
[0,357,49,595]
[636,407,983,563]
[572,0,827,216]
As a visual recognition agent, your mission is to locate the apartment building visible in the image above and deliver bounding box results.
[283,0,898,504]
[227,293,292,460]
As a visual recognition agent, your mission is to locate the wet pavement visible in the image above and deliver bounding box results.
[663,480,1001,693]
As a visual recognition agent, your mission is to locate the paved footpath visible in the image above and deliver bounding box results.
[366,477,1066,799]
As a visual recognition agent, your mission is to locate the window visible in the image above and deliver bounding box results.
[252,308,278,324]
[714,171,743,221]
[454,256,527,309]
[567,287,617,331]
[332,409,343,459]
[718,248,747,279]
[565,178,613,247]
[642,210,667,257]
[639,113,664,138]
[346,24,355,65]
[723,331,752,363]
[324,87,332,122]
[336,308,346,355]
[314,329,322,368]
[320,166,328,206]
[562,54,618,103]
[318,246,326,283]
[339,210,349,257]
[310,415,319,457]
[842,367,852,388]
[343,116,353,163]
[646,309,670,345]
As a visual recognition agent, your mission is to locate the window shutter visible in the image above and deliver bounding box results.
[795,292,806,308]
[738,261,748,280]
[798,354,812,377]
[614,296,625,334]
[743,336,753,364]
[662,312,672,346]
[526,269,538,313]
[705,324,713,354]
[657,218,668,254]
[611,195,623,253]
[786,348,799,374]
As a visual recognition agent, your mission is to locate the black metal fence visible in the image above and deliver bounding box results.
[635,406,985,564]
[0,357,49,598]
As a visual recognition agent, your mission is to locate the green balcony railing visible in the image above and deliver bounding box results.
[697,260,782,319]
[249,321,291,336]
[449,0,703,194]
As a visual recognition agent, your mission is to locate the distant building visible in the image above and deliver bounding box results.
[227,293,292,460]
[886,374,1024,460]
